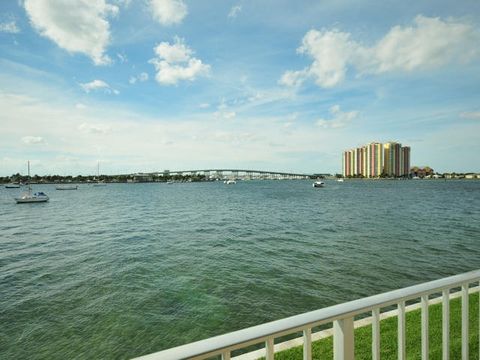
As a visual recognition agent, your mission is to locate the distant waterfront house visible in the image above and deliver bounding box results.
[410,166,434,178]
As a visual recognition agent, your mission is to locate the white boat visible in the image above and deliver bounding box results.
[16,191,49,203]
[56,184,78,190]
[5,183,20,188]
[313,180,325,188]
[337,178,344,182]
[15,161,49,203]
[226,180,236,185]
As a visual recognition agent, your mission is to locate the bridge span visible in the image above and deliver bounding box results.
[146,169,316,180]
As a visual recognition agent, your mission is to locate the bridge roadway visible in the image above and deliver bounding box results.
[149,169,315,179]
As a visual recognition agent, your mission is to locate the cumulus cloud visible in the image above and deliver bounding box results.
[24,0,117,65]
[149,0,187,26]
[22,136,46,144]
[78,122,112,134]
[149,37,210,85]
[281,15,480,88]
[80,79,118,94]
[316,105,358,129]
[228,5,242,18]
[0,21,20,34]
[129,72,149,84]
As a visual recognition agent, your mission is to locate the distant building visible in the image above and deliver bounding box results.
[342,142,410,178]
[410,166,434,178]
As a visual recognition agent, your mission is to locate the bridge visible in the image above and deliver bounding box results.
[138,169,319,180]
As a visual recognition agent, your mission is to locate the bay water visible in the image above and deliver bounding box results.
[1,180,479,359]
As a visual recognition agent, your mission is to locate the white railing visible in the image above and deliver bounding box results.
[133,270,480,360]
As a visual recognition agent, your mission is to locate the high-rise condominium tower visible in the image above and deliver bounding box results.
[342,142,410,178]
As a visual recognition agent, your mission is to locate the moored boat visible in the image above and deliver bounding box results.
[16,192,49,203]
[15,161,49,203]
[5,183,20,188]
[56,184,78,190]
[313,181,325,188]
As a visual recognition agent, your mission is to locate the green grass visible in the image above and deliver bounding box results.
[262,292,479,360]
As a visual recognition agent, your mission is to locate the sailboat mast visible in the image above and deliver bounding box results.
[28,160,31,193]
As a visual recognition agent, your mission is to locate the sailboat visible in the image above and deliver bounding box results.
[15,161,49,203]
[93,162,107,186]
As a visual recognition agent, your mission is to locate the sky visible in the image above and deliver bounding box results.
[0,0,479,176]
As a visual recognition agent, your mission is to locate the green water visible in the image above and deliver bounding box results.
[0,180,479,359]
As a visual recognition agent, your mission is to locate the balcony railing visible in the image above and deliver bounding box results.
[133,269,480,360]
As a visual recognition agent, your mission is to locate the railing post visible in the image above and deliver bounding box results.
[462,283,469,360]
[334,317,354,360]
[221,351,231,360]
[266,337,274,360]
[303,328,312,360]
[398,301,406,360]
[421,295,429,360]
[442,289,450,360]
[372,308,380,360]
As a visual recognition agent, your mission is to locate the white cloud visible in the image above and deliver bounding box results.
[460,111,480,120]
[149,0,187,26]
[228,5,242,18]
[316,105,359,129]
[279,69,308,87]
[78,122,112,134]
[282,15,480,88]
[129,72,149,84]
[138,72,149,82]
[22,136,46,144]
[0,21,20,34]
[80,79,118,94]
[199,103,210,109]
[149,37,210,85]
[215,110,236,120]
[117,53,128,63]
[24,0,118,65]
[214,100,236,119]
[75,103,87,109]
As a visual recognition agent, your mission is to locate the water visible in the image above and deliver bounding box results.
[0,180,479,359]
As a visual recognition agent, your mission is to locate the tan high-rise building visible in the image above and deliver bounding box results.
[342,142,410,178]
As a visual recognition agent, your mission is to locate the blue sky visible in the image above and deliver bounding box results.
[1,0,479,175]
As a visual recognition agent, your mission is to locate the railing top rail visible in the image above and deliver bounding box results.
[133,269,480,360]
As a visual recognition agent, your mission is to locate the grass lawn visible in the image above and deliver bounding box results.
[263,292,479,360]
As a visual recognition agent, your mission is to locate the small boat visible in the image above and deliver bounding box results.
[5,183,20,188]
[166,181,174,184]
[313,181,325,188]
[56,185,78,190]
[226,180,236,185]
[15,161,49,203]
[337,178,344,182]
